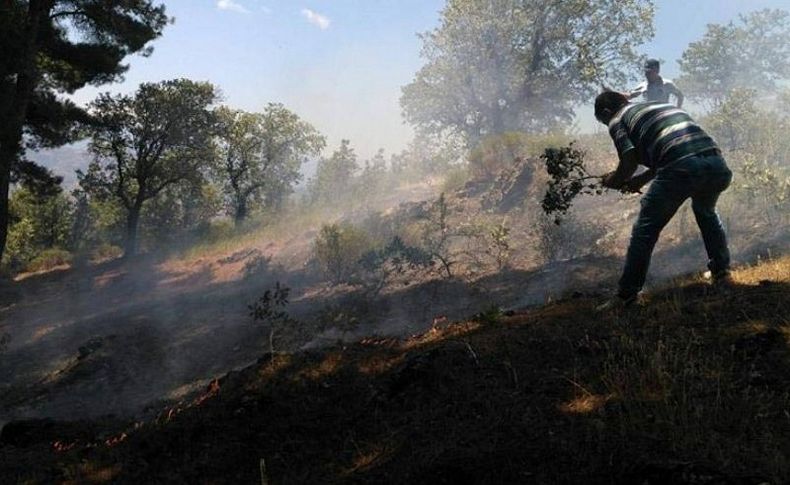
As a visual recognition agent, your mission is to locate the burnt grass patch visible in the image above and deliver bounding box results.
[1,273,790,484]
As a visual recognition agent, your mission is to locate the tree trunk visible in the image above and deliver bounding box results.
[124,206,142,258]
[0,147,13,265]
[234,199,248,226]
[0,1,50,265]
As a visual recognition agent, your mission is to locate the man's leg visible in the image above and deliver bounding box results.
[618,178,687,298]
[691,171,732,276]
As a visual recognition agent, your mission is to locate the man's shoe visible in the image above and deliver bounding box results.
[712,271,735,293]
[704,270,735,293]
[595,294,639,313]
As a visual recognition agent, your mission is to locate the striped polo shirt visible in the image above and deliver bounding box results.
[608,102,719,169]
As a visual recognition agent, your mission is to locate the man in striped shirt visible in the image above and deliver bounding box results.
[594,90,733,310]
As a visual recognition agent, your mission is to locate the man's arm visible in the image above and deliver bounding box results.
[668,81,684,108]
[627,83,645,100]
[602,149,640,189]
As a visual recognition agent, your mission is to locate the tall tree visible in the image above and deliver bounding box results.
[309,140,359,204]
[81,79,218,256]
[0,0,168,263]
[214,104,324,225]
[401,0,654,144]
[677,9,790,108]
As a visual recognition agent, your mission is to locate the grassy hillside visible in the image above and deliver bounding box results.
[1,255,788,484]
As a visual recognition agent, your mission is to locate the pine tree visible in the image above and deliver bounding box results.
[0,1,169,263]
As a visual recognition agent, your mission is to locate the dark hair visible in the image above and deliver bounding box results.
[594,90,629,123]
[644,58,660,70]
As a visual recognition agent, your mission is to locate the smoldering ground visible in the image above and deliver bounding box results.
[1,172,786,426]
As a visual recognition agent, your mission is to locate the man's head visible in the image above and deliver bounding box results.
[644,58,660,82]
[595,90,629,125]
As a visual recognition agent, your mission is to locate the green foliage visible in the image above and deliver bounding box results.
[677,9,790,107]
[90,243,124,263]
[82,78,219,256]
[354,149,390,209]
[358,236,433,296]
[5,187,73,271]
[541,143,603,224]
[472,304,503,325]
[390,133,465,180]
[70,189,125,253]
[309,140,359,205]
[313,223,374,283]
[702,88,790,226]
[401,0,654,144]
[486,219,511,270]
[5,218,36,271]
[26,248,73,273]
[141,181,222,249]
[419,193,456,279]
[193,219,237,246]
[0,0,169,263]
[10,187,72,248]
[733,154,790,225]
[701,88,761,150]
[214,105,325,224]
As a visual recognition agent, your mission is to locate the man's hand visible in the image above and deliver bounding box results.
[622,179,644,194]
[622,169,656,194]
[601,170,621,189]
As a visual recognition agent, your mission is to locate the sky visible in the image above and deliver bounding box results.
[67,0,790,160]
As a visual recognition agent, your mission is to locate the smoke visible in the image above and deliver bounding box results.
[3,2,789,427]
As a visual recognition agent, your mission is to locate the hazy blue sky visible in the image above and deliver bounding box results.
[69,0,789,159]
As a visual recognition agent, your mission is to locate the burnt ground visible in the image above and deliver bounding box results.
[0,257,789,484]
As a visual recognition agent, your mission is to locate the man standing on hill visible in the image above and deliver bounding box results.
[629,59,684,107]
[593,90,732,311]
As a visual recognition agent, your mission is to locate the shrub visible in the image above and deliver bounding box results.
[469,132,571,181]
[4,218,37,271]
[249,282,295,358]
[194,219,237,245]
[731,153,790,226]
[26,248,73,273]
[533,212,614,263]
[486,219,511,270]
[90,243,124,263]
[313,223,374,283]
[419,193,456,278]
[441,164,471,194]
[358,236,433,296]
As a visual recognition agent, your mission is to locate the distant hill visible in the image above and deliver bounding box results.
[27,143,90,189]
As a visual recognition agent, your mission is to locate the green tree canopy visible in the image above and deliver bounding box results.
[214,104,325,225]
[0,0,168,263]
[677,9,790,107]
[400,0,654,144]
[6,186,72,269]
[80,79,218,256]
[309,139,359,204]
